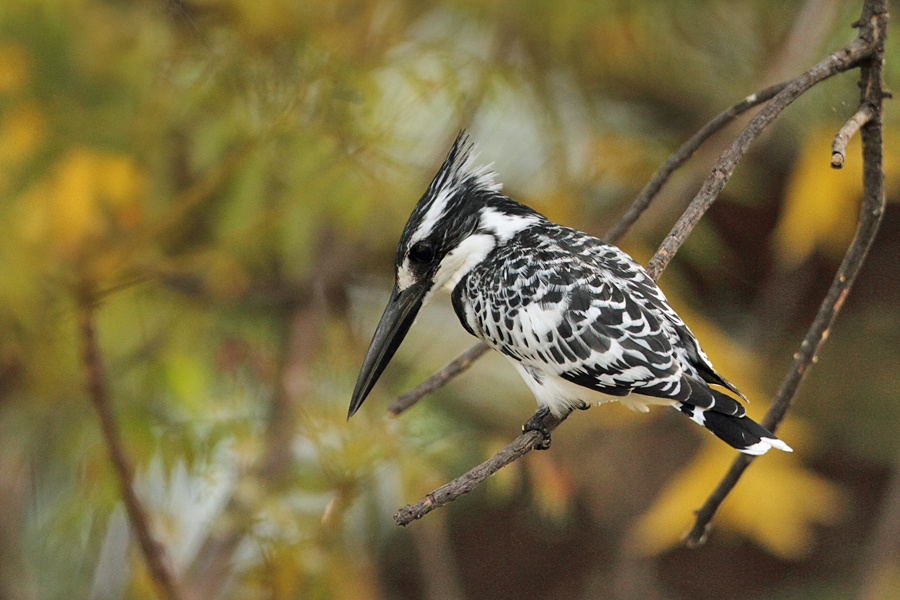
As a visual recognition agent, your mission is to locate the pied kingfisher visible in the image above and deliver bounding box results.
[349,132,791,455]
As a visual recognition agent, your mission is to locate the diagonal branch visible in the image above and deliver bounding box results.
[684,0,888,547]
[602,81,789,245]
[394,13,882,526]
[395,414,563,525]
[77,295,184,600]
[388,341,490,416]
[644,34,872,280]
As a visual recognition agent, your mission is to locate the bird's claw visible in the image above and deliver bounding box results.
[523,408,552,450]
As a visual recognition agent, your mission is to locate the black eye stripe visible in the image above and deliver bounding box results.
[409,241,435,264]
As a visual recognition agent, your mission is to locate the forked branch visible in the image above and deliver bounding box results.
[394,1,885,527]
[602,81,789,245]
[644,34,872,279]
[395,415,564,525]
[684,0,888,547]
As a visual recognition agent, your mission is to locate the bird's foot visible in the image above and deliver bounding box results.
[523,407,553,450]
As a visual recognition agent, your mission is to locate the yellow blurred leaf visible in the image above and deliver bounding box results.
[0,42,30,93]
[0,101,46,164]
[21,148,145,256]
[526,451,575,521]
[630,422,846,560]
[773,128,862,268]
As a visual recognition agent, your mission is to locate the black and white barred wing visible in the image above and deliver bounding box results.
[465,226,747,418]
[578,234,746,400]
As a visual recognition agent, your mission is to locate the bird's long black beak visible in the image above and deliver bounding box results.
[348,279,430,419]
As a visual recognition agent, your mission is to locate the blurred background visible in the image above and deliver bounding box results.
[1,0,899,598]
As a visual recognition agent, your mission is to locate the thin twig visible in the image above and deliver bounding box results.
[395,415,563,525]
[388,342,490,416]
[684,0,888,546]
[645,34,873,280]
[602,81,789,245]
[391,81,791,417]
[77,297,184,600]
[831,104,875,168]
[394,17,880,527]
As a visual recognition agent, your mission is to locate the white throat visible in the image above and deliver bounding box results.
[425,233,496,306]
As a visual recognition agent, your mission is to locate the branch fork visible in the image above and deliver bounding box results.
[391,1,890,538]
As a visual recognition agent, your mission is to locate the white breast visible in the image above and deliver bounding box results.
[507,359,678,418]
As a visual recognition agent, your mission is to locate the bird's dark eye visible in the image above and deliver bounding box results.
[409,241,435,265]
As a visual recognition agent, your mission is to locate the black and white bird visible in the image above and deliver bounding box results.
[349,132,791,456]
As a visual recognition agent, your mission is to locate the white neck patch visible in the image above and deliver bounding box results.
[417,233,496,308]
[397,232,496,297]
[399,207,538,297]
[479,207,539,243]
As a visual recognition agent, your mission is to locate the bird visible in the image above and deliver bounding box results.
[348,131,791,456]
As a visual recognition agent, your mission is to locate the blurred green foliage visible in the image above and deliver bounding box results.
[0,0,898,599]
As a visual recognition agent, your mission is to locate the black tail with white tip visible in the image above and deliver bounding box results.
[675,400,792,455]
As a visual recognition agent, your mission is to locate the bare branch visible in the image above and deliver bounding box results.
[395,414,563,525]
[831,104,874,168]
[389,342,490,416]
[393,16,882,526]
[684,0,888,546]
[77,297,184,600]
[392,32,866,416]
[602,81,789,245]
[645,34,873,280]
